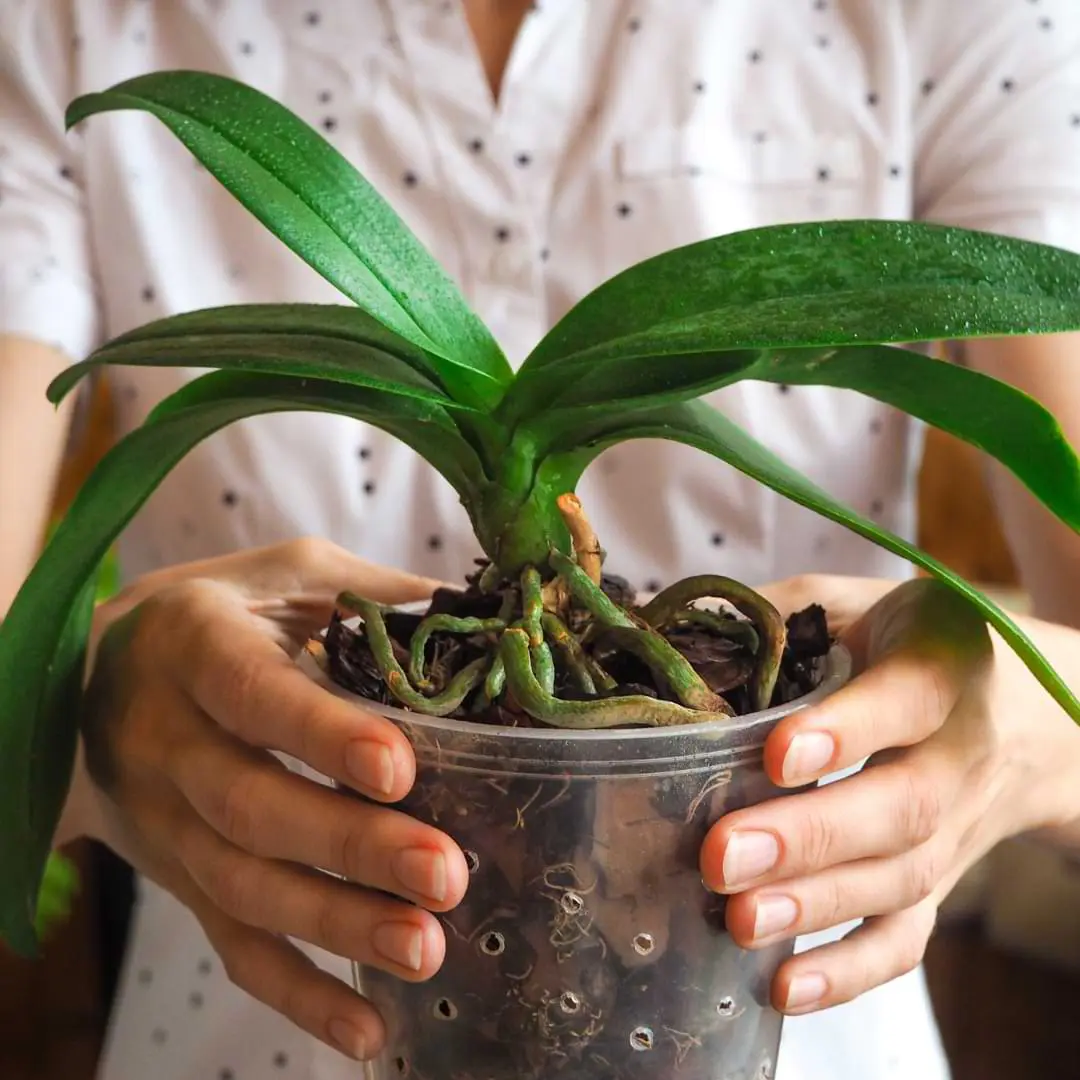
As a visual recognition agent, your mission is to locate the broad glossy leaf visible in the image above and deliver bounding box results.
[517,220,1080,395]
[48,305,468,409]
[67,72,511,409]
[536,400,1080,724]
[0,372,485,951]
[520,344,1080,533]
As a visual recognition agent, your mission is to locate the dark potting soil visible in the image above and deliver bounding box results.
[323,566,832,726]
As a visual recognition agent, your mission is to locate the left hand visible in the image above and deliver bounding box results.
[699,574,1080,1016]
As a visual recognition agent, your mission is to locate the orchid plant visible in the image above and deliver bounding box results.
[3,71,1080,955]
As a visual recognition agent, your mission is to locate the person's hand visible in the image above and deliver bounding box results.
[74,539,471,1061]
[699,574,1080,1016]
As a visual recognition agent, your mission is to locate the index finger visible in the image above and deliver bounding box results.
[764,579,992,787]
[163,580,416,802]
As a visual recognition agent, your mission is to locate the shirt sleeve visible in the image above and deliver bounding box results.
[909,0,1080,254]
[0,3,100,360]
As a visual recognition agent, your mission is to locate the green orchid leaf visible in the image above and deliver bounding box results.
[514,220,1080,412]
[0,578,94,956]
[521,344,1080,533]
[536,400,1080,725]
[48,305,474,410]
[67,72,511,409]
[0,371,485,951]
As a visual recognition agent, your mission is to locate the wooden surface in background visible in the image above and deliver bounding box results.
[0,387,1044,1080]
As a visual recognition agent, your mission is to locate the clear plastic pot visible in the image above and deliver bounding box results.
[305,643,850,1080]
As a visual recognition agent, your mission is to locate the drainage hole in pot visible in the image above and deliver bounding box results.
[479,931,506,956]
[559,991,582,1015]
[717,996,736,1018]
[632,932,655,956]
[629,1026,655,1052]
[433,997,458,1021]
[393,1055,409,1076]
[560,892,584,915]
[464,849,480,874]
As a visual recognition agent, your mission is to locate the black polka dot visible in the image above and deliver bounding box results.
[816,35,830,48]
[752,130,768,144]
[494,225,511,242]
[197,958,213,976]
[539,247,550,261]
[1039,17,1053,30]
[870,499,884,515]
[58,164,74,181]
[133,29,147,44]
[358,446,372,460]
[813,0,828,9]
[866,91,880,107]
[228,264,245,281]
[273,1051,289,1068]
[304,10,321,26]
[778,383,792,394]
[427,535,443,551]
[321,116,338,132]
[141,285,155,302]
[870,417,883,434]
[616,202,633,218]
[816,167,831,182]
[748,49,763,63]
[137,968,153,985]
[644,579,662,594]
[515,152,532,167]
[628,16,641,32]
[888,164,903,178]
[920,78,936,95]
[1072,114,1080,127]
[239,41,254,55]
[468,137,484,153]
[711,532,725,547]
[363,480,376,495]
[72,34,83,50]
[188,991,204,1008]
[317,89,332,104]
[693,79,707,93]
[1001,78,1016,93]
[222,490,239,507]
[152,1028,168,1045]
[403,171,418,187]
[219,1070,235,1080]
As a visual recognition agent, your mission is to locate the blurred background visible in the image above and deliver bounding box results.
[3,370,1080,1080]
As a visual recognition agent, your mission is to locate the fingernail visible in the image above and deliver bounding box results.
[372,921,424,971]
[723,830,780,888]
[782,731,835,784]
[785,972,828,1012]
[392,847,447,903]
[753,894,798,940]
[328,1017,368,1060]
[345,740,395,795]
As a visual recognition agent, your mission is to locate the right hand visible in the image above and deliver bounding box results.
[73,538,471,1061]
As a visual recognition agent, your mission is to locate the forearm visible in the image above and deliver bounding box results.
[964,334,1080,627]
[0,335,77,614]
